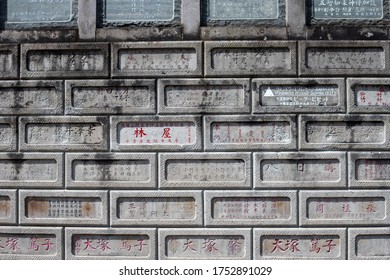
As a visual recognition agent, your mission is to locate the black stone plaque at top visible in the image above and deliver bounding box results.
[313,0,383,19]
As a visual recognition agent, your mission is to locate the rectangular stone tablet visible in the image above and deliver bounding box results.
[0,117,16,151]
[0,190,16,225]
[0,45,18,79]
[349,228,390,260]
[312,0,383,19]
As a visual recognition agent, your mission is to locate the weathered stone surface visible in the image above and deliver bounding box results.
[254,152,346,188]
[349,228,390,260]
[159,229,251,259]
[0,45,18,79]
[0,117,16,152]
[110,191,202,226]
[254,228,346,260]
[0,190,16,225]
[312,0,383,19]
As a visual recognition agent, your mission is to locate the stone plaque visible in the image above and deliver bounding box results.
[0,45,18,79]
[0,190,16,224]
[313,0,383,19]
[0,227,62,260]
[159,229,251,260]
[349,229,390,260]
[65,228,156,260]
[19,191,108,226]
[111,116,201,151]
[300,191,390,225]
[254,229,346,260]
[0,197,10,219]
[0,117,16,151]
[6,0,73,23]
[66,153,156,189]
[106,0,175,22]
[208,0,279,20]
[205,41,296,76]
[158,79,250,114]
[255,152,346,188]
[65,80,156,115]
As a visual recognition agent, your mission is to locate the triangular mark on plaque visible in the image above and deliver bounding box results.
[264,87,274,97]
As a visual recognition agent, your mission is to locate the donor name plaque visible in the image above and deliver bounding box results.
[313,0,383,19]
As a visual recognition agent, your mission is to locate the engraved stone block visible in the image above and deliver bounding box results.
[0,227,62,260]
[252,78,345,113]
[21,43,109,79]
[299,114,390,150]
[205,115,296,151]
[111,191,202,226]
[0,117,16,151]
[0,190,16,225]
[299,41,390,76]
[19,190,108,226]
[66,153,156,189]
[300,191,390,226]
[205,41,296,77]
[160,153,251,189]
[112,42,202,77]
[349,228,390,260]
[0,45,18,79]
[158,78,250,114]
[65,79,155,115]
[204,191,297,226]
[20,116,108,151]
[0,153,63,188]
[111,116,201,151]
[159,229,251,259]
[254,152,347,188]
[65,228,156,260]
[254,229,346,260]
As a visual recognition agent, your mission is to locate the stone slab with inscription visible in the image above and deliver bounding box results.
[65,228,156,260]
[300,191,390,226]
[21,43,109,79]
[0,190,16,225]
[110,191,202,226]
[112,42,202,77]
[19,116,108,151]
[0,117,16,152]
[299,114,390,150]
[205,41,296,77]
[349,228,390,260]
[254,228,346,260]
[159,229,251,259]
[160,153,251,189]
[66,153,156,189]
[0,227,62,260]
[254,152,347,189]
[19,191,108,226]
[204,191,297,226]
[158,78,250,114]
[205,115,296,151]
[111,116,201,151]
[0,45,18,79]
[0,153,62,188]
[299,41,390,76]
[252,78,345,113]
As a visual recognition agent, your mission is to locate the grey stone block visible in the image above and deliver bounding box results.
[0,44,18,79]
[252,78,345,113]
[254,228,346,260]
[78,0,96,40]
[66,153,156,189]
[111,41,203,77]
[286,0,305,39]
[159,153,252,189]
[65,227,156,260]
[0,227,63,260]
[182,0,200,39]
[158,228,251,260]
[19,190,108,226]
[299,190,390,226]
[0,190,16,225]
[0,117,16,152]
[204,115,297,151]
[204,41,297,77]
[158,78,250,114]
[348,228,390,260]
[200,26,288,41]
[65,79,156,115]
[21,43,109,79]
[110,191,203,226]
[254,152,347,189]
[111,116,202,151]
[19,116,109,152]
[204,191,297,226]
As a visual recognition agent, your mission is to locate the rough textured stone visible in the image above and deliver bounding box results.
[0,117,17,152]
[348,228,390,260]
[0,190,17,225]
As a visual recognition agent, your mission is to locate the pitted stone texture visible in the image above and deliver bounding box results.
[0,227,62,260]
[159,228,251,259]
[349,228,390,260]
[160,153,252,189]
[254,152,347,189]
[65,79,156,115]
[65,228,156,260]
[0,45,18,79]
[204,191,297,226]
[252,78,345,113]
[110,191,202,226]
[205,115,296,151]
[0,117,16,152]
[299,190,390,226]
[0,190,16,225]
[158,78,250,114]
[254,228,346,260]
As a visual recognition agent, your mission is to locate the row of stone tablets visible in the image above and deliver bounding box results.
[0,227,389,260]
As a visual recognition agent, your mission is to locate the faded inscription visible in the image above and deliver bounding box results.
[0,87,58,110]
[313,0,383,19]
[0,124,12,144]
[0,160,57,181]
[356,159,390,180]
[0,197,10,218]
[356,235,390,257]
[355,85,390,107]
[0,234,57,256]
[0,52,13,72]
